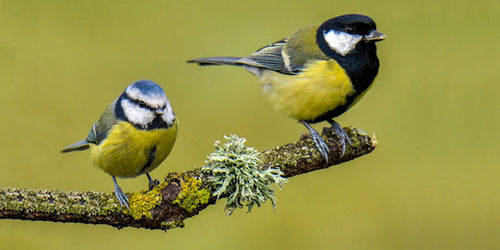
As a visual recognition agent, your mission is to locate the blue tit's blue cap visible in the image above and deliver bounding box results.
[128,80,166,97]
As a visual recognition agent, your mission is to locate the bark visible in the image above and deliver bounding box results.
[0,127,377,231]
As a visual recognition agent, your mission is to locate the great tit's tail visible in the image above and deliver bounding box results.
[187,57,242,66]
[60,139,90,153]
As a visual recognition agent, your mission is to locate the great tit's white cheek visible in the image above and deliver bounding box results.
[121,99,154,126]
[161,103,176,125]
[323,30,363,56]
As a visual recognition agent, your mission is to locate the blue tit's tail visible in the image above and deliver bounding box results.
[60,139,90,153]
[187,57,242,66]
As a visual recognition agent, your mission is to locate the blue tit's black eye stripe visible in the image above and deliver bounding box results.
[123,92,156,111]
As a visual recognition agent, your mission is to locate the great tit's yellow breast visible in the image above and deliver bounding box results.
[260,59,354,121]
[90,120,178,178]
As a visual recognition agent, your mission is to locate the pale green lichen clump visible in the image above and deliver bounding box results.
[202,135,287,215]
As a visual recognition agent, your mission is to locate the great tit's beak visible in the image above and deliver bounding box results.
[364,30,387,42]
[154,109,164,116]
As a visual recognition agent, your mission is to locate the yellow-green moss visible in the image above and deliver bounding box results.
[173,176,211,213]
[125,182,167,220]
[160,220,185,231]
[0,188,120,216]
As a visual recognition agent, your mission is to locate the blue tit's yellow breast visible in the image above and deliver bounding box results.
[260,59,355,121]
[90,120,178,178]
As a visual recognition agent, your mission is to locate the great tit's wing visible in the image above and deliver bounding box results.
[188,24,328,75]
[188,39,292,75]
[236,39,294,74]
[239,24,329,74]
[282,24,329,72]
[87,100,119,145]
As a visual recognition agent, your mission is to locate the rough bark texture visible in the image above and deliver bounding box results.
[0,127,377,231]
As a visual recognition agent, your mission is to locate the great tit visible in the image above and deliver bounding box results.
[61,80,178,208]
[188,14,385,162]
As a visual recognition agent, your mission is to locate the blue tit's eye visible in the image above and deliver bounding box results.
[345,26,355,34]
[137,100,147,108]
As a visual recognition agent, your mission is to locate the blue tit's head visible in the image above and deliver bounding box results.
[115,80,175,130]
[316,14,386,57]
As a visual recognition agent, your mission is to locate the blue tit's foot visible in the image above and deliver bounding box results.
[146,173,160,191]
[327,119,351,157]
[112,175,129,209]
[300,121,330,164]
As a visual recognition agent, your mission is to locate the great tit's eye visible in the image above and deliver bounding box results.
[137,100,147,108]
[345,26,355,34]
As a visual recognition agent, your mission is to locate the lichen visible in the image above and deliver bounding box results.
[160,220,185,231]
[0,188,119,216]
[125,182,166,220]
[202,135,287,215]
[173,176,211,213]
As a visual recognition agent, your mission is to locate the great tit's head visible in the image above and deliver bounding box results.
[116,80,175,130]
[317,14,386,57]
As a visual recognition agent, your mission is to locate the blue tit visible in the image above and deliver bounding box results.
[188,14,386,163]
[61,80,178,208]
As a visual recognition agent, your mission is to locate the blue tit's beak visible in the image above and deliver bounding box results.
[154,109,164,116]
[364,30,387,42]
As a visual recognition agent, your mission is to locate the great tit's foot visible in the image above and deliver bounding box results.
[146,173,160,190]
[112,175,129,209]
[300,121,330,164]
[327,119,351,157]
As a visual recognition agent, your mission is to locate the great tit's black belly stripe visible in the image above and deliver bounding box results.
[307,94,357,123]
[140,145,157,174]
[311,40,379,123]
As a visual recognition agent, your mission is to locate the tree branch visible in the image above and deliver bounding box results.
[0,127,377,231]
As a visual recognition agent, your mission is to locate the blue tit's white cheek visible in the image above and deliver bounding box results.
[121,99,154,126]
[161,102,176,125]
[323,30,363,56]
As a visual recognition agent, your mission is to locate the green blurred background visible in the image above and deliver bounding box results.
[1,0,499,249]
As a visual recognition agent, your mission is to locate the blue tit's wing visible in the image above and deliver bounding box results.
[87,100,118,145]
[61,100,118,153]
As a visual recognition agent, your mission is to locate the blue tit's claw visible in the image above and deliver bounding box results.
[301,121,330,164]
[112,176,129,209]
[328,119,351,157]
[146,173,160,191]
[114,188,129,209]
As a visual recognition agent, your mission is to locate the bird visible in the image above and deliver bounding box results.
[61,80,178,208]
[187,14,385,163]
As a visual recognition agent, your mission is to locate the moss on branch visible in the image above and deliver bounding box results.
[0,127,377,230]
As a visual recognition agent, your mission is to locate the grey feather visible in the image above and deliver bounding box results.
[61,100,118,153]
[89,100,118,145]
[186,57,242,66]
[60,139,90,153]
[238,39,292,74]
[187,39,296,76]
